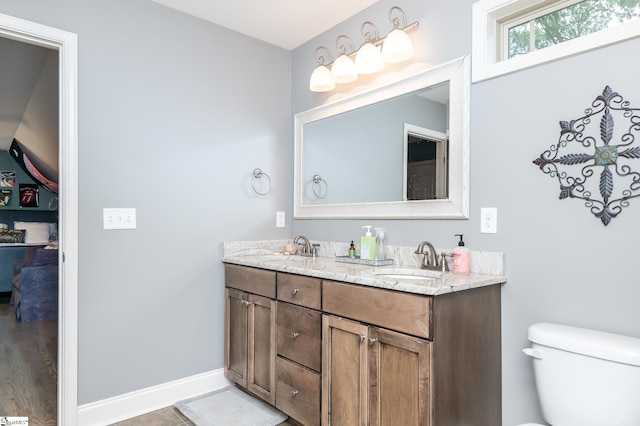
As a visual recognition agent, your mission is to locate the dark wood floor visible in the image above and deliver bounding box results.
[0,301,58,426]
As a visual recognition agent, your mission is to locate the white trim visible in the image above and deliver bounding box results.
[472,0,640,82]
[0,12,79,426]
[77,369,231,426]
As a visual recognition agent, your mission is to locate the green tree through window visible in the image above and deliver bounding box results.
[508,0,640,58]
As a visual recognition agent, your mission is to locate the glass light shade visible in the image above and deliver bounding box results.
[355,42,384,74]
[309,65,335,92]
[331,54,358,84]
[382,29,414,63]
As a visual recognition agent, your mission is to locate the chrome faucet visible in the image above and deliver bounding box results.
[415,241,448,271]
[293,235,312,256]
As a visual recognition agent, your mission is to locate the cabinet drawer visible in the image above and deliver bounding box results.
[277,302,321,372]
[225,264,276,299]
[323,280,432,339]
[276,356,321,426]
[277,273,321,310]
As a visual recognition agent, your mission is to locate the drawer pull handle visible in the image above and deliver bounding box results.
[368,338,378,345]
[291,332,299,339]
[291,389,299,397]
[292,288,299,295]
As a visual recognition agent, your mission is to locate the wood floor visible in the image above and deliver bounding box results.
[0,301,58,426]
[0,300,297,426]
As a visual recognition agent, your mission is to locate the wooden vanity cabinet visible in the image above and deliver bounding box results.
[322,279,501,426]
[275,273,322,426]
[225,265,502,426]
[224,265,277,405]
[322,314,431,426]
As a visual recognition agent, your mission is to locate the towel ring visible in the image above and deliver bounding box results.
[251,168,271,195]
[312,175,328,199]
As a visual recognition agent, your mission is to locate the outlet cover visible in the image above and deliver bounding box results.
[480,207,497,233]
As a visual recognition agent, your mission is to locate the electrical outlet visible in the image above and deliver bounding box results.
[103,208,136,230]
[276,211,285,228]
[480,207,497,233]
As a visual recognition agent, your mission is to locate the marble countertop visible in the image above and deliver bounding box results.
[222,252,507,296]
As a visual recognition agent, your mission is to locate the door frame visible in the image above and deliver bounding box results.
[0,12,79,425]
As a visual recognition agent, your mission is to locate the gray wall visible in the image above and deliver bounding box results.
[0,0,292,404]
[292,0,640,424]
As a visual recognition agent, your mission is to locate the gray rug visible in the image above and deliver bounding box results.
[174,386,288,426]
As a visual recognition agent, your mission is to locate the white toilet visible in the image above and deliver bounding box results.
[519,322,640,426]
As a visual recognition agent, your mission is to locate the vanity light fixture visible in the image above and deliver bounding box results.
[355,21,384,74]
[309,47,335,92]
[308,6,419,92]
[382,6,415,63]
[331,35,358,84]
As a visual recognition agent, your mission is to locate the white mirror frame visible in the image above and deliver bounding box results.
[294,55,470,219]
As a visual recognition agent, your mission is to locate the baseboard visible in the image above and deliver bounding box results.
[77,368,231,426]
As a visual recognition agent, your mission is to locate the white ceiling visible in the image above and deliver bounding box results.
[151,0,381,50]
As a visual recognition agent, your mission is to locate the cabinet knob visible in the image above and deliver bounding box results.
[241,300,250,306]
[292,288,299,295]
[291,332,299,339]
[368,338,378,345]
[291,389,299,397]
[360,335,366,341]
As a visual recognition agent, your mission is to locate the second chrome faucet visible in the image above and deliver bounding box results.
[415,241,449,271]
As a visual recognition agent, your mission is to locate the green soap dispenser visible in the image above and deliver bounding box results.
[360,225,377,260]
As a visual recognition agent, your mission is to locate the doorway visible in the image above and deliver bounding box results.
[0,12,79,425]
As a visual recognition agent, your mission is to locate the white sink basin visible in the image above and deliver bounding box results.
[371,268,443,280]
[376,274,434,280]
[260,255,309,261]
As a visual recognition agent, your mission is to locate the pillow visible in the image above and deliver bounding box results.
[0,229,26,243]
[13,221,53,244]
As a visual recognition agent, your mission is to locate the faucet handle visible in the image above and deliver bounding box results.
[311,243,320,258]
[440,253,452,272]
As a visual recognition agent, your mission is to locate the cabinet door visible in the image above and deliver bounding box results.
[225,288,248,387]
[247,293,277,405]
[322,315,369,426]
[369,326,432,426]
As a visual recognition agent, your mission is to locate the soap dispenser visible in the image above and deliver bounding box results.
[453,234,470,274]
[374,227,387,261]
[349,241,357,259]
[360,226,377,260]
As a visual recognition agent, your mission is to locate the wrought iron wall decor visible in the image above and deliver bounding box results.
[533,86,640,226]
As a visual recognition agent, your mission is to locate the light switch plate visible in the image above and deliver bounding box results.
[103,208,136,230]
[276,211,285,228]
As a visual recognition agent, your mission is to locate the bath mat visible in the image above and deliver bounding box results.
[174,386,288,426]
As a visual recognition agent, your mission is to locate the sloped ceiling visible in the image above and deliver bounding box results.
[0,38,51,151]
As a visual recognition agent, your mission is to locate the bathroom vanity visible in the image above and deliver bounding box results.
[223,243,506,426]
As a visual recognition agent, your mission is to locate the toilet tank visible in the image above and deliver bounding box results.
[524,322,640,426]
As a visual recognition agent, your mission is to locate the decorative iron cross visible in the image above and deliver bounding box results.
[533,86,640,225]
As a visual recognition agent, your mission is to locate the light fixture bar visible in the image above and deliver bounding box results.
[318,21,419,69]
[309,6,419,92]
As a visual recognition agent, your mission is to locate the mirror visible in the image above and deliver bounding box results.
[294,56,469,219]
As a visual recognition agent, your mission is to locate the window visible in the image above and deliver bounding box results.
[472,0,640,82]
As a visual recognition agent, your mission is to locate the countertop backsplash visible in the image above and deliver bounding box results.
[223,239,506,276]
